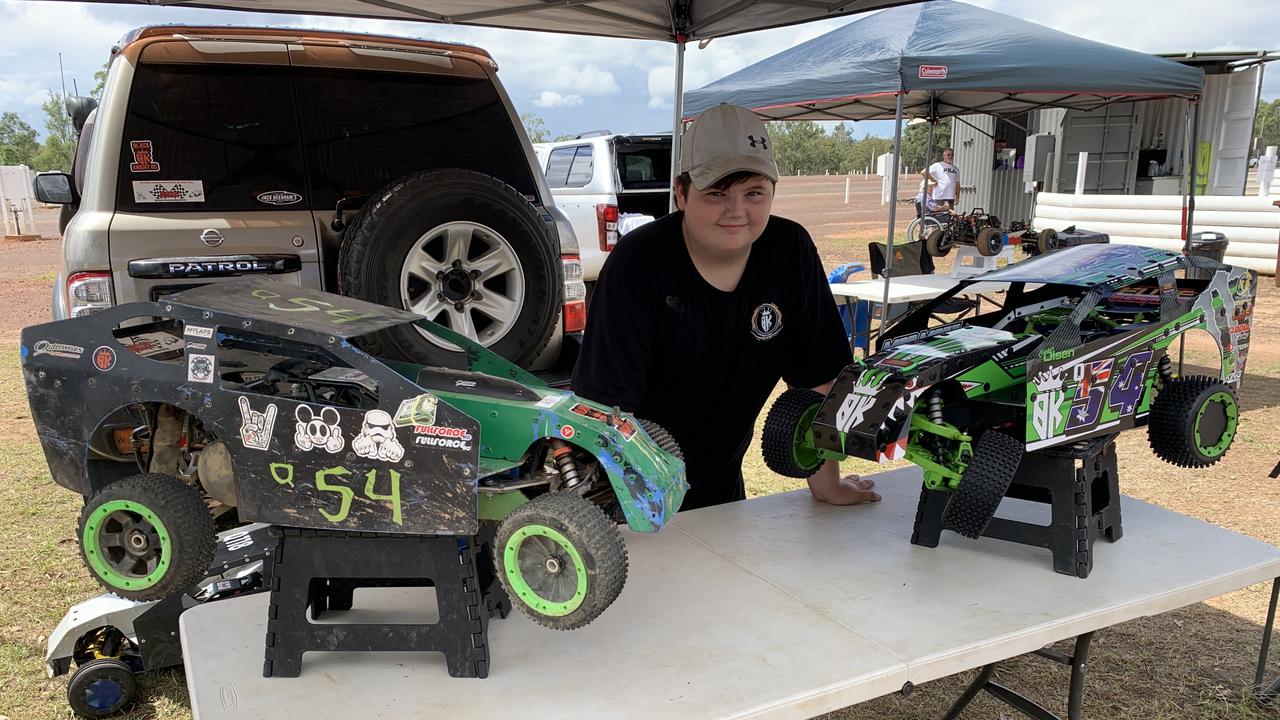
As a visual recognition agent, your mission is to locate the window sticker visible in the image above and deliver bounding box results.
[128,140,160,172]
[257,190,302,206]
[132,181,206,203]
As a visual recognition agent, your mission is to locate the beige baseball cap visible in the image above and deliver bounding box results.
[680,103,779,191]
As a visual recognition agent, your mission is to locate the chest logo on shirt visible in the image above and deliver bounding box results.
[751,303,783,341]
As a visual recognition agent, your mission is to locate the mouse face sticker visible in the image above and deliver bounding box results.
[294,404,345,454]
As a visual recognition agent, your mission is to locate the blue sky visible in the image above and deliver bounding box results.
[0,0,1276,141]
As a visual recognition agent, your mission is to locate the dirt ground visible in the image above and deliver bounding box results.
[1,182,1279,719]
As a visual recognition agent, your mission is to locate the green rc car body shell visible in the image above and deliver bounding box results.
[807,245,1257,490]
[21,279,687,536]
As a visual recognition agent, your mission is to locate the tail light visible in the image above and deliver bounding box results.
[562,255,587,334]
[67,271,113,317]
[596,204,619,252]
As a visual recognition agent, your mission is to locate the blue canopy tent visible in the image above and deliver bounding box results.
[682,0,1206,313]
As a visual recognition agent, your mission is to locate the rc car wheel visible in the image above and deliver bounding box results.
[942,430,1023,539]
[78,473,216,601]
[1148,375,1239,468]
[67,658,136,718]
[339,169,560,368]
[1036,228,1058,255]
[494,491,627,630]
[638,418,683,460]
[924,228,952,257]
[976,226,1003,257]
[907,215,943,245]
[762,387,827,478]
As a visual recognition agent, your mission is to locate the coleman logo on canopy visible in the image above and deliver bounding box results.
[919,65,948,79]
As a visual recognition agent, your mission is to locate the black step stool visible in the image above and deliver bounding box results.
[911,434,1123,578]
[263,526,509,679]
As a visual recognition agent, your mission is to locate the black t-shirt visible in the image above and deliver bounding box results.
[572,211,851,510]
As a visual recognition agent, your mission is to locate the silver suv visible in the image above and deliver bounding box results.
[36,26,584,372]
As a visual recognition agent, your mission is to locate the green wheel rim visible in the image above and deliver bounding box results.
[81,500,173,592]
[1193,391,1238,458]
[792,401,824,472]
[503,524,587,617]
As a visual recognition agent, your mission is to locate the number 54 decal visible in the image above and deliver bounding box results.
[1065,352,1152,431]
[270,462,402,525]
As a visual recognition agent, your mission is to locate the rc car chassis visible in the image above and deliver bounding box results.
[912,207,1005,258]
[22,279,687,633]
[764,244,1256,539]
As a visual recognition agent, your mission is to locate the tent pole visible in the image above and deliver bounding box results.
[924,93,936,208]
[1186,99,1201,250]
[669,36,687,213]
[879,90,906,329]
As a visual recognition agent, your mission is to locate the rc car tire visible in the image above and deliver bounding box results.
[67,657,136,718]
[976,226,1003,257]
[338,169,560,368]
[907,215,943,245]
[762,387,828,479]
[942,430,1023,539]
[1036,228,1058,255]
[1148,375,1239,468]
[638,418,683,460]
[78,473,216,602]
[925,228,951,257]
[494,491,627,630]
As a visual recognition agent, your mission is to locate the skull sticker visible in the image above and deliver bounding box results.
[352,409,405,462]
[294,404,345,454]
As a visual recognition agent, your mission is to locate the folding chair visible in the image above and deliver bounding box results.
[868,241,978,322]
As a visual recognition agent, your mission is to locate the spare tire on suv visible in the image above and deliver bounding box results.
[339,169,561,367]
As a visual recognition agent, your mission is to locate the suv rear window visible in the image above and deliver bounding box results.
[116,63,307,213]
[546,145,593,188]
[616,143,670,190]
[294,68,538,208]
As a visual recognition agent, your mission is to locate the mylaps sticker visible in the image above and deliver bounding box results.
[918,65,948,79]
[128,140,160,172]
[92,346,117,371]
[185,325,214,339]
[133,181,206,204]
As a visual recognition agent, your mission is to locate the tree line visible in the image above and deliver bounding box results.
[0,92,75,171]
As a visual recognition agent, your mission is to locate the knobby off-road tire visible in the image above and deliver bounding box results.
[908,215,943,245]
[976,226,1003,257]
[78,473,215,601]
[1149,375,1239,468]
[338,169,560,368]
[942,430,1024,539]
[638,418,683,461]
[925,228,952,257]
[762,387,827,479]
[67,658,137,718]
[494,491,627,630]
[1036,228,1058,255]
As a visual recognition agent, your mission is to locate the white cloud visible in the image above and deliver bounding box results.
[548,64,619,95]
[533,91,583,108]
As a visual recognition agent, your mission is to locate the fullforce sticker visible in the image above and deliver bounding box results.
[919,65,948,79]
[128,140,160,172]
[413,425,474,451]
[257,190,302,206]
[133,181,206,204]
[92,346,117,371]
[32,340,84,359]
[188,354,215,383]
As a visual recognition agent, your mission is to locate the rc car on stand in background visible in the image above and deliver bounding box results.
[22,280,687,639]
[763,244,1255,539]
[908,207,1005,257]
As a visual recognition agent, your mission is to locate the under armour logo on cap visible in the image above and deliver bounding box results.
[748,134,768,150]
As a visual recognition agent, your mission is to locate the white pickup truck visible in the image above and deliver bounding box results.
[534,133,672,294]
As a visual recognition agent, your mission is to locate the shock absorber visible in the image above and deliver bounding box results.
[549,439,583,489]
[927,389,945,425]
[1158,355,1173,383]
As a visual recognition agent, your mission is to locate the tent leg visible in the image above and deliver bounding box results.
[1187,100,1201,248]
[669,38,687,214]
[878,91,906,329]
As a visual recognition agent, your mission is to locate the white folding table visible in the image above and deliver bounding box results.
[180,467,1280,719]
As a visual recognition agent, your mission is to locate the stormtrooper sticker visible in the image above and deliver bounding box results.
[751,302,783,341]
[237,396,277,451]
[352,409,405,462]
[294,405,345,454]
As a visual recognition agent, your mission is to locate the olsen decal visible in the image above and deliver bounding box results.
[128,140,160,172]
[352,409,405,462]
[92,346,117,371]
[132,181,206,204]
[187,353,215,384]
[32,340,84,359]
[750,302,783,341]
[185,325,214,339]
[256,190,302,206]
[237,396,278,451]
[294,405,345,454]
[412,425,474,451]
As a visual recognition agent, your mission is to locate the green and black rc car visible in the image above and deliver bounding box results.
[764,244,1256,537]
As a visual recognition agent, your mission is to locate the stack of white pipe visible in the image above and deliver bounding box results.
[1033,192,1279,275]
